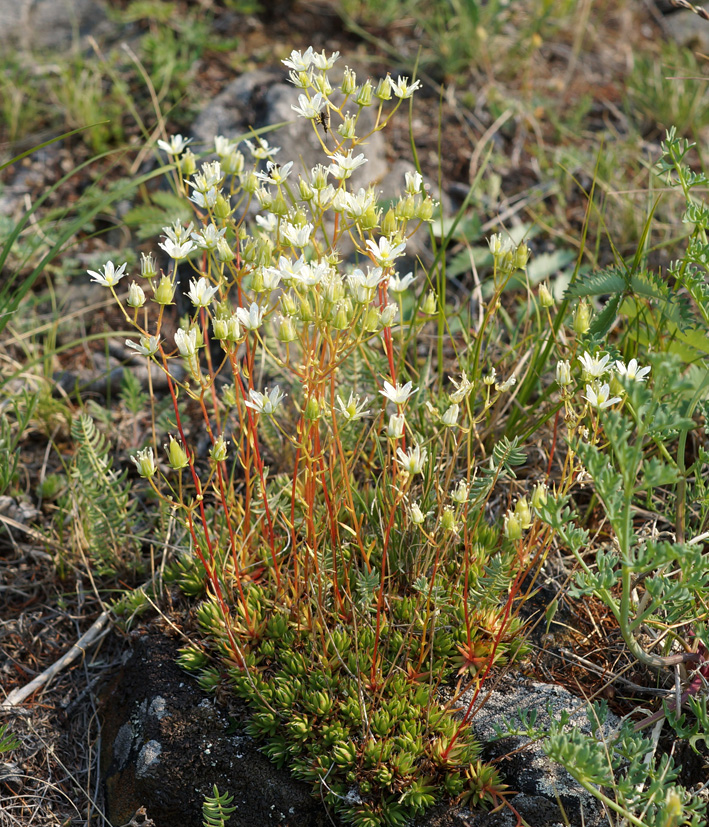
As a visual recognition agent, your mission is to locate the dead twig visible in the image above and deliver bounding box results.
[1,611,111,709]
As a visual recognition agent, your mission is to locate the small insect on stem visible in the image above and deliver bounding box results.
[317,109,330,135]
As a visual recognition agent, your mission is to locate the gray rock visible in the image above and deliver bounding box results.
[191,68,389,192]
[0,0,109,52]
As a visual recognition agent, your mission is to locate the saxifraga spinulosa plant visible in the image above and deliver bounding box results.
[92,41,709,827]
[100,46,557,826]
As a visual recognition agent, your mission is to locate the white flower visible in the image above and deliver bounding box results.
[255,160,294,185]
[495,376,517,393]
[189,187,218,209]
[236,302,264,331]
[244,386,286,415]
[380,380,417,405]
[159,238,196,260]
[441,403,460,427]
[125,335,160,357]
[260,266,282,291]
[366,237,407,268]
[336,392,371,422]
[191,161,223,192]
[448,372,473,403]
[87,260,127,287]
[615,358,651,382]
[343,187,376,218]
[131,446,157,478]
[410,502,426,525]
[186,277,219,308]
[214,135,237,157]
[161,220,194,244]
[488,233,514,257]
[292,92,327,119]
[174,328,198,357]
[396,443,428,474]
[404,170,423,194]
[244,137,280,160]
[157,134,192,156]
[191,224,226,251]
[578,351,611,380]
[276,255,306,283]
[282,47,315,72]
[391,76,422,99]
[584,383,622,410]
[282,222,313,248]
[451,480,469,504]
[379,303,398,327]
[329,150,367,180]
[556,359,572,387]
[255,213,279,234]
[311,49,339,70]
[388,271,416,293]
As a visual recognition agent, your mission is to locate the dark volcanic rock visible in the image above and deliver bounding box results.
[99,632,330,827]
[101,633,610,827]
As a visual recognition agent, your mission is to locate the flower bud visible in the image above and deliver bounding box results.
[387,413,405,439]
[341,67,357,95]
[272,194,289,216]
[216,237,235,262]
[277,315,298,343]
[299,178,314,201]
[355,80,373,106]
[514,243,529,270]
[251,267,265,293]
[360,205,379,231]
[242,170,259,194]
[179,149,197,177]
[331,302,350,330]
[515,496,532,530]
[213,318,229,340]
[337,114,357,140]
[504,510,522,540]
[222,384,237,408]
[140,252,157,280]
[280,292,298,316]
[221,150,244,176]
[396,194,416,221]
[304,396,320,421]
[214,193,231,220]
[556,359,572,388]
[381,208,398,238]
[165,436,189,470]
[421,291,437,315]
[440,506,457,533]
[226,315,241,343]
[539,282,554,308]
[374,76,392,100]
[573,300,591,336]
[127,281,146,308]
[416,197,434,221]
[299,295,315,322]
[210,435,228,463]
[362,306,380,332]
[532,483,548,510]
[154,275,176,305]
